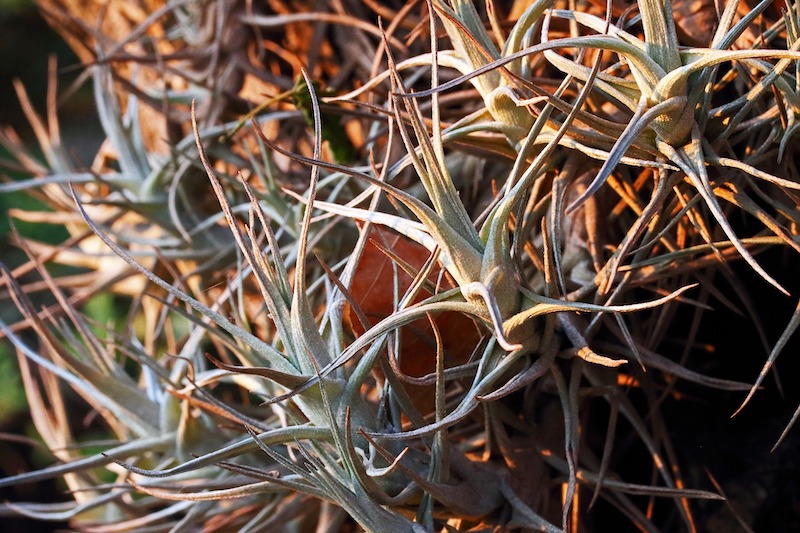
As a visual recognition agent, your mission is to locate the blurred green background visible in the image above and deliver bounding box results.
[1,0,103,423]
[0,2,103,525]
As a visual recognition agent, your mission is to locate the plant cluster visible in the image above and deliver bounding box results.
[2,0,800,531]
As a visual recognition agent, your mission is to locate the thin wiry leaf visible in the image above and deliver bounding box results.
[0,433,174,489]
[736,298,800,416]
[70,183,297,374]
[660,135,788,295]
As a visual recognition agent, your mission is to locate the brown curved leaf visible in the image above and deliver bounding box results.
[345,226,482,380]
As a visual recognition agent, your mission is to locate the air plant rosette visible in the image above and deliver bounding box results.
[2,0,800,531]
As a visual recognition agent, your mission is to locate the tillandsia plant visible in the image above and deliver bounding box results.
[2,0,800,531]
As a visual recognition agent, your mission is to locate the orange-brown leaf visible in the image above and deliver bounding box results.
[345,226,481,380]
